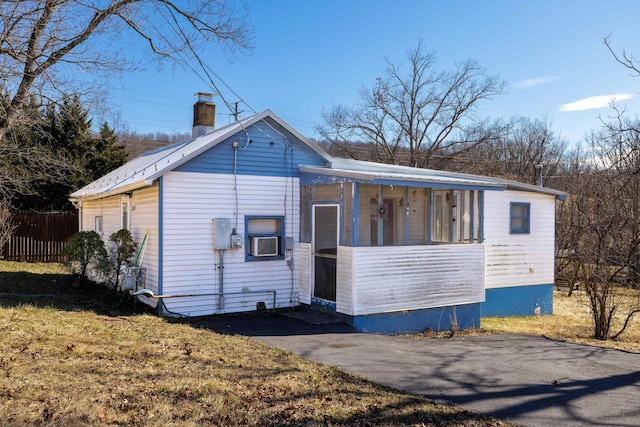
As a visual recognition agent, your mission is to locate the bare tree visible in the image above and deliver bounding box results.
[605,35,640,75]
[0,0,253,140]
[450,116,567,185]
[316,40,506,168]
[554,37,640,340]
[561,117,640,340]
[554,144,588,297]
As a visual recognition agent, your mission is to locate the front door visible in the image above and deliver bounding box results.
[312,205,339,305]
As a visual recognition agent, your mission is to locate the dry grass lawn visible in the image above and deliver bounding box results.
[481,291,640,353]
[0,262,506,426]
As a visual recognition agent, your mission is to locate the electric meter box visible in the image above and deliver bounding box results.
[212,218,232,250]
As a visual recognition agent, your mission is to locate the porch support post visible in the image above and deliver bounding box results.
[470,190,475,243]
[404,187,409,245]
[352,183,360,246]
[340,184,344,245]
[426,188,432,245]
[448,190,455,244]
[479,191,485,243]
[378,185,384,246]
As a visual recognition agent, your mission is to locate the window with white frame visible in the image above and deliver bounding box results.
[510,202,530,234]
[95,216,103,233]
[121,196,130,230]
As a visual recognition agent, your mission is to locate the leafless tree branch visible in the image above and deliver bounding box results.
[316,40,506,168]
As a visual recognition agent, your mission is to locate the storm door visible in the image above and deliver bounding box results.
[312,205,339,303]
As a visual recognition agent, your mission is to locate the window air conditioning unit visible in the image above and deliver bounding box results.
[250,236,279,257]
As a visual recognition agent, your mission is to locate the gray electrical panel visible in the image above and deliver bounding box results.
[212,218,232,250]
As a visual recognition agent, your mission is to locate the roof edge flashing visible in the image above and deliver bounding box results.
[69,179,154,202]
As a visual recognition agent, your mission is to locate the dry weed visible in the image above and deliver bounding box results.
[481,291,640,353]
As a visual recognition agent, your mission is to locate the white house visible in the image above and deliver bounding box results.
[69,96,566,334]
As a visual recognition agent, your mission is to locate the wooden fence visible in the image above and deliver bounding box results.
[1,211,79,263]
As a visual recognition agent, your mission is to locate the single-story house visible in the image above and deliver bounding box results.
[69,94,566,334]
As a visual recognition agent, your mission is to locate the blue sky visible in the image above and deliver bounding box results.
[106,1,640,145]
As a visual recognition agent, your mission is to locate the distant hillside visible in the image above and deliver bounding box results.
[119,131,191,159]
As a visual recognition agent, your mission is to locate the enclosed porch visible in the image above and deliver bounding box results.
[298,164,503,333]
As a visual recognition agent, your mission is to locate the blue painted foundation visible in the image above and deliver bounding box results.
[344,303,481,334]
[481,284,553,317]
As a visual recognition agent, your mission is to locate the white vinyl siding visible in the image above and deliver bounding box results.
[81,196,121,239]
[298,243,312,305]
[160,171,300,316]
[78,185,159,294]
[336,246,355,314]
[337,244,485,316]
[130,185,160,297]
[484,190,555,289]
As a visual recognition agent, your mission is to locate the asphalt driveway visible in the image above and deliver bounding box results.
[215,316,640,427]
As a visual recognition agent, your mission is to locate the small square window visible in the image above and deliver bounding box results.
[510,202,530,234]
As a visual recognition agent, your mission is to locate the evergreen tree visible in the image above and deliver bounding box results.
[13,96,127,211]
[89,122,128,181]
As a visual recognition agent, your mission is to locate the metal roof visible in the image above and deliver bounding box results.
[70,111,566,201]
[303,158,567,199]
[69,110,331,201]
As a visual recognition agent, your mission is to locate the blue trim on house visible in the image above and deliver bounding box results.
[157,176,164,316]
[343,304,481,334]
[176,122,326,177]
[481,284,553,317]
[300,172,503,192]
[510,202,531,234]
[311,297,337,313]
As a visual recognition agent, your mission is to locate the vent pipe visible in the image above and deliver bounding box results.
[535,164,543,187]
[192,92,216,138]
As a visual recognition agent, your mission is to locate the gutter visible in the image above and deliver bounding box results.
[69,179,155,202]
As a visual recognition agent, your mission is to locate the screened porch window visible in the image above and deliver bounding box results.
[431,190,477,243]
[300,183,483,247]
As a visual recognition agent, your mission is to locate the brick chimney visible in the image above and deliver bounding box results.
[192,92,216,138]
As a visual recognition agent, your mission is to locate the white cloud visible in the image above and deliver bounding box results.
[560,93,635,112]
[513,76,560,89]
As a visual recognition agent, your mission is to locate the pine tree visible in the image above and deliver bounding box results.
[13,96,128,211]
[88,122,128,181]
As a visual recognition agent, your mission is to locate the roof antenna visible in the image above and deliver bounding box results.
[232,102,244,121]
